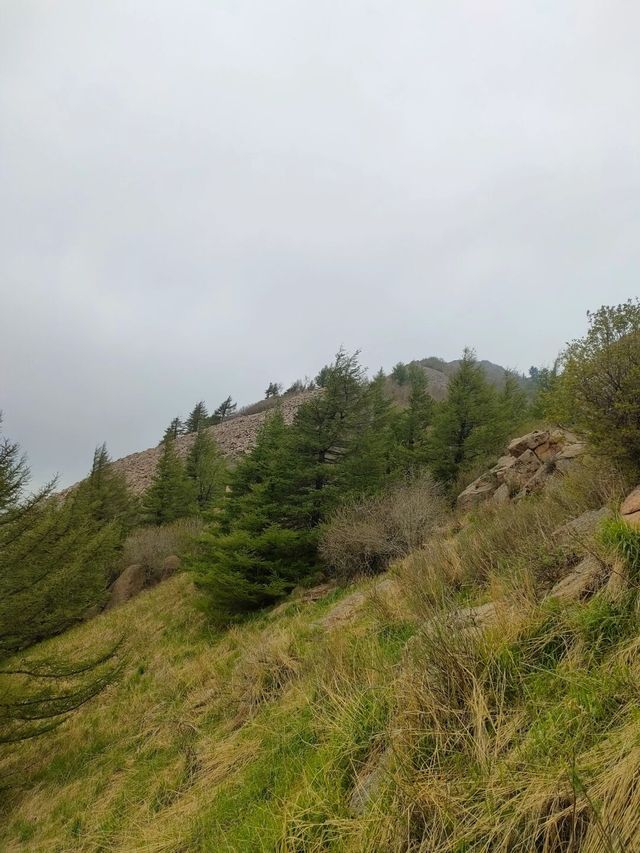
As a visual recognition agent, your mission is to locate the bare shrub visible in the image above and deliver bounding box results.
[320,475,448,579]
[120,518,204,585]
[236,397,280,417]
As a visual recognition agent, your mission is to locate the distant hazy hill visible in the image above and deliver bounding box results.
[390,356,531,402]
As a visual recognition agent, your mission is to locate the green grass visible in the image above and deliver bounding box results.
[2,462,640,851]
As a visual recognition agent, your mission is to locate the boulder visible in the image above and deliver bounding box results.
[457,473,498,512]
[556,442,587,461]
[623,510,640,530]
[621,486,640,517]
[553,507,613,554]
[546,555,605,602]
[508,430,550,458]
[107,564,145,610]
[492,483,510,504]
[161,554,181,579]
[503,449,542,491]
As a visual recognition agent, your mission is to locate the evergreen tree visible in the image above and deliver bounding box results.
[190,410,316,620]
[0,419,123,742]
[393,364,434,474]
[498,371,529,441]
[265,382,282,399]
[162,416,183,443]
[142,439,194,525]
[339,369,396,495]
[74,443,136,530]
[185,428,227,512]
[428,348,500,485]
[184,402,209,434]
[391,362,410,386]
[213,396,237,422]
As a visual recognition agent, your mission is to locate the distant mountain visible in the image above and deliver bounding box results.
[413,356,531,401]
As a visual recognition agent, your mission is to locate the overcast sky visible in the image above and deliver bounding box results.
[1,1,639,489]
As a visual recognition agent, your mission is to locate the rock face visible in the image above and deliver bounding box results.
[621,486,640,529]
[457,428,586,512]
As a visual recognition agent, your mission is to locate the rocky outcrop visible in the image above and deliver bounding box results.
[621,486,640,529]
[457,428,586,512]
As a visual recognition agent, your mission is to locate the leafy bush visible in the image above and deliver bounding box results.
[319,474,447,578]
[550,300,640,472]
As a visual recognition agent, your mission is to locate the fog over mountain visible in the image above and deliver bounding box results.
[1,1,639,488]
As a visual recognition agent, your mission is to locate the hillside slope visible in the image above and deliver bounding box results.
[81,392,315,497]
[3,450,639,852]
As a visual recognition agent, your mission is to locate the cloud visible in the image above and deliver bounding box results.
[1,0,639,487]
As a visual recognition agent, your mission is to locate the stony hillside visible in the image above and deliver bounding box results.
[74,358,520,496]
[103,391,316,496]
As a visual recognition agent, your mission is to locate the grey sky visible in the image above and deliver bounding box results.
[1,1,639,489]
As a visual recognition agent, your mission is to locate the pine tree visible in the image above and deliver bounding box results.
[162,417,183,443]
[75,443,136,530]
[393,364,434,474]
[339,369,396,495]
[391,362,410,385]
[184,402,208,433]
[428,348,500,485]
[190,410,316,620]
[142,439,194,525]
[265,382,282,399]
[498,371,529,442]
[185,428,226,512]
[213,396,237,422]
[0,418,123,742]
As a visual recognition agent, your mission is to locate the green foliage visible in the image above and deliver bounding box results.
[549,300,640,471]
[191,409,318,618]
[213,396,236,423]
[264,381,282,399]
[142,439,194,525]
[192,351,375,620]
[162,416,183,443]
[392,363,433,474]
[391,361,410,385]
[600,516,640,583]
[184,401,208,434]
[74,443,137,531]
[0,419,124,743]
[428,348,502,485]
[185,428,226,513]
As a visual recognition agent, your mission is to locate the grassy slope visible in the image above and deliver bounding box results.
[2,462,640,852]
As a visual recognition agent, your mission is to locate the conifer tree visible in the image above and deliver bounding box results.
[339,369,396,495]
[265,382,282,399]
[428,348,500,485]
[213,396,237,422]
[162,416,183,443]
[185,428,226,512]
[184,401,208,433]
[498,371,529,440]
[0,418,123,742]
[75,443,136,530]
[142,439,194,525]
[393,363,434,474]
[190,410,316,619]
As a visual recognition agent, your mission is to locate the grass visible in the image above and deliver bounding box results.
[1,458,639,851]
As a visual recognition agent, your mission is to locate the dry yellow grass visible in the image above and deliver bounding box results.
[2,460,639,851]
